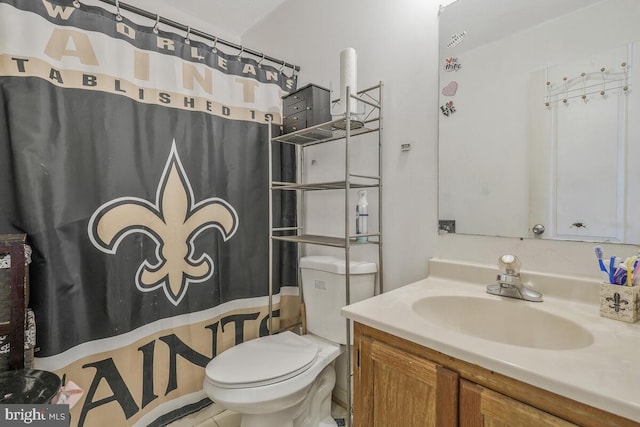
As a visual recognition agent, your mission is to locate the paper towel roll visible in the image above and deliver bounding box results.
[340,48,357,115]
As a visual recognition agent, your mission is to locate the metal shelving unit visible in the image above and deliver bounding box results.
[268,82,383,426]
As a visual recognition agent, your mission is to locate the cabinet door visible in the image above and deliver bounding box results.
[355,336,458,427]
[460,380,579,427]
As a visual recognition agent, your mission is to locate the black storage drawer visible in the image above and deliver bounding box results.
[282,84,331,133]
[283,113,308,134]
[283,98,308,117]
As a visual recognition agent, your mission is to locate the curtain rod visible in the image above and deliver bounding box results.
[94,0,300,72]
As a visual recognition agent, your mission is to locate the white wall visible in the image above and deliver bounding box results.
[243,0,441,291]
[244,1,640,290]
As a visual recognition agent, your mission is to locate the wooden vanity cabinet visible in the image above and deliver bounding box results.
[459,380,577,426]
[353,322,638,427]
[355,331,458,426]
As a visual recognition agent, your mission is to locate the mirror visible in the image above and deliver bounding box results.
[438,0,640,243]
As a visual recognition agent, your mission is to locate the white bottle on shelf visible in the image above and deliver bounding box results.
[356,190,368,242]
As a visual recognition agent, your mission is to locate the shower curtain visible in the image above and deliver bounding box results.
[0,1,297,425]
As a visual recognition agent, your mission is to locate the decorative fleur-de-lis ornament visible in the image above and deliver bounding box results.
[606,292,629,313]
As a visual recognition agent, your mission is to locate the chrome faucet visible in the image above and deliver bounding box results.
[486,255,543,302]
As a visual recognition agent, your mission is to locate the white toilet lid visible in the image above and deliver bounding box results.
[206,331,319,388]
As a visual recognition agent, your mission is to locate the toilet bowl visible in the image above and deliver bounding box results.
[203,256,377,427]
[204,332,341,427]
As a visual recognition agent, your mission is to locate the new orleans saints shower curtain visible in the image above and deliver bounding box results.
[0,1,297,425]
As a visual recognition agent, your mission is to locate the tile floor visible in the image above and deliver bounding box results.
[195,409,241,427]
[168,401,348,427]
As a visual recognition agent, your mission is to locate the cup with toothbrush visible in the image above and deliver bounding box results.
[596,246,640,323]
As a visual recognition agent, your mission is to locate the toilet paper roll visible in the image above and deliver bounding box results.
[340,48,357,115]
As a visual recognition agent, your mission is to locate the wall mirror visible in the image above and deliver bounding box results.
[438,0,640,243]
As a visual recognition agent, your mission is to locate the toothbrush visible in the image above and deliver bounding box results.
[609,256,616,284]
[626,256,639,286]
[594,246,609,283]
[613,263,627,285]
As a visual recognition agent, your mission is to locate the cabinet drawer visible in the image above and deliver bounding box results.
[286,85,314,103]
[283,112,307,133]
[283,98,309,117]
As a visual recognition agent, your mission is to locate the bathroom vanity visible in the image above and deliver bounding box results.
[342,259,640,426]
[353,323,633,426]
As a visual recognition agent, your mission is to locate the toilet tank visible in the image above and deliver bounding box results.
[300,256,377,345]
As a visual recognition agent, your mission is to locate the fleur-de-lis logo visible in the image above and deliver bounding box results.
[606,292,629,313]
[88,141,238,305]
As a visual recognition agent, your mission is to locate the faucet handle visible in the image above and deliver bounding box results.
[497,273,520,285]
[498,254,521,276]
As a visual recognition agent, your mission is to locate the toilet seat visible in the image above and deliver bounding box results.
[206,332,319,388]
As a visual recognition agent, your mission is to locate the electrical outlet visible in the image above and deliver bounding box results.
[439,220,456,233]
[401,143,411,151]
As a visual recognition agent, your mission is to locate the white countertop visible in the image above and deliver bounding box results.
[341,259,640,422]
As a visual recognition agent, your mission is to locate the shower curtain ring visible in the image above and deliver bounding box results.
[152,14,160,34]
[257,53,265,68]
[211,37,218,53]
[184,27,191,45]
[279,60,286,73]
[236,46,244,61]
[72,0,80,8]
[114,0,123,21]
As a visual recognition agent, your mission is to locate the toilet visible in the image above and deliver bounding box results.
[203,256,377,427]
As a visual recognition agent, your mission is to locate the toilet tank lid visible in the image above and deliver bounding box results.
[300,256,377,275]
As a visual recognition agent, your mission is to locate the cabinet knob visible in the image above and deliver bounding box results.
[292,126,297,131]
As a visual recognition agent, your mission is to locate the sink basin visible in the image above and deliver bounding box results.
[412,296,593,350]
